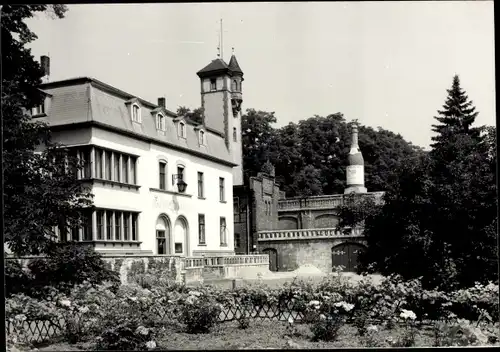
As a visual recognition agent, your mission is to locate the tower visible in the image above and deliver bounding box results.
[196,53,244,186]
[344,123,367,194]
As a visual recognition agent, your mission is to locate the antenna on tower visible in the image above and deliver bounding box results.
[220,18,224,60]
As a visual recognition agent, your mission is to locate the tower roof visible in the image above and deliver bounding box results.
[196,58,230,78]
[228,54,243,75]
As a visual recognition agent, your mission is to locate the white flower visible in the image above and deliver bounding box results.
[129,296,138,302]
[400,309,417,320]
[135,326,149,336]
[308,300,320,306]
[319,314,327,321]
[59,300,71,307]
[186,296,196,305]
[167,300,173,304]
[78,306,89,314]
[188,290,202,297]
[342,303,355,312]
[15,314,27,321]
[367,325,378,332]
[288,316,294,324]
[145,340,156,349]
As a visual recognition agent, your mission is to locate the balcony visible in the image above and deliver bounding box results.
[257,227,364,241]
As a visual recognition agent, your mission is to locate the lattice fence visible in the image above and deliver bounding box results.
[6,300,308,345]
[6,318,66,344]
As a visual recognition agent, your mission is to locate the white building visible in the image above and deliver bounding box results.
[32,55,245,256]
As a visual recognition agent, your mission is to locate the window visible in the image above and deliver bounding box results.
[71,227,79,242]
[97,211,104,240]
[159,162,167,190]
[131,213,138,241]
[220,217,227,246]
[82,213,92,241]
[234,233,241,248]
[198,130,205,145]
[198,214,206,244]
[95,149,102,178]
[157,230,166,254]
[115,212,122,240]
[179,122,186,138]
[210,79,217,91]
[113,153,120,181]
[122,155,129,183]
[106,211,112,240]
[197,172,204,198]
[105,151,112,180]
[31,103,45,116]
[124,213,130,240]
[130,156,136,184]
[232,80,237,91]
[233,127,237,142]
[219,177,225,202]
[77,149,91,179]
[132,104,141,122]
[233,197,240,222]
[175,243,183,254]
[156,114,165,131]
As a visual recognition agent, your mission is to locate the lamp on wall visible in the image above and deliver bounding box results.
[172,175,187,193]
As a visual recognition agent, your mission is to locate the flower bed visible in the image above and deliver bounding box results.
[5,273,499,351]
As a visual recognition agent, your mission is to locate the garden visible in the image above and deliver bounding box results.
[6,255,500,351]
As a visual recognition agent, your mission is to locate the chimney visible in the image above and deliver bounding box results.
[41,55,50,77]
[157,97,166,108]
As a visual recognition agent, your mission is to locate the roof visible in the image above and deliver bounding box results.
[36,77,236,166]
[196,58,230,77]
[228,55,243,75]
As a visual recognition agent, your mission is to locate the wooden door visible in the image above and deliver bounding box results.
[332,243,365,272]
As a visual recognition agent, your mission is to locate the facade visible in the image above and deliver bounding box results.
[33,55,245,257]
[233,125,385,272]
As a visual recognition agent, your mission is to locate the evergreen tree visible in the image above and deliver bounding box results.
[2,5,93,255]
[431,74,480,149]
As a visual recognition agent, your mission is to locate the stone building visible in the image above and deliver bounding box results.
[233,123,384,272]
[31,54,245,257]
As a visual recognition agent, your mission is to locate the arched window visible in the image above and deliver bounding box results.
[156,216,171,255]
[156,114,165,131]
[132,104,141,122]
[232,79,238,92]
[178,122,186,138]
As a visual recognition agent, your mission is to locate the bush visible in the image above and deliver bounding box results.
[5,260,32,297]
[310,315,344,342]
[181,291,222,334]
[96,323,157,351]
[27,243,120,296]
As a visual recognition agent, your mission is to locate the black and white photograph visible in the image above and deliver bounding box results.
[2,1,498,350]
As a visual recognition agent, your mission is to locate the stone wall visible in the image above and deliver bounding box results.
[258,236,367,273]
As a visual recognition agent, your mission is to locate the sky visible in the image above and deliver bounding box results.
[26,2,495,149]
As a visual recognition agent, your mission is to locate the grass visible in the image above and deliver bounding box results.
[30,321,445,350]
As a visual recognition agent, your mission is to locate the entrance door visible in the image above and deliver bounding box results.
[263,248,278,271]
[331,243,365,272]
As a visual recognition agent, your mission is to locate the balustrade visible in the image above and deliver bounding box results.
[278,192,384,211]
[257,227,364,241]
[183,254,269,268]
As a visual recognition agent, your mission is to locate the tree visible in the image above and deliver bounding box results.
[360,75,497,290]
[176,106,204,125]
[429,75,497,288]
[241,109,280,182]
[431,74,481,149]
[2,5,93,255]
